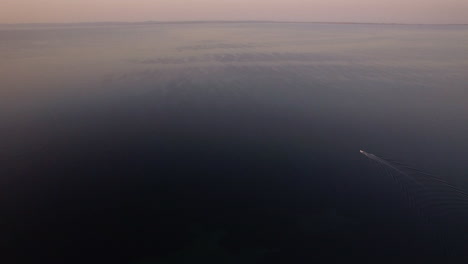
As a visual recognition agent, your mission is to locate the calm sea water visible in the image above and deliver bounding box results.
[1,22,468,263]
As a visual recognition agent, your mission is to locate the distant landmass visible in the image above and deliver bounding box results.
[1,20,468,27]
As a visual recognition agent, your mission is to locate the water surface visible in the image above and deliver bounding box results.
[1,22,468,263]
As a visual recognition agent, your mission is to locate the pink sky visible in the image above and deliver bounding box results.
[1,0,468,24]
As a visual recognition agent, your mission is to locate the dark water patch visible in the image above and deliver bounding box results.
[130,52,338,65]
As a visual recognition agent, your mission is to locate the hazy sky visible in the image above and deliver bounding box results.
[1,0,468,24]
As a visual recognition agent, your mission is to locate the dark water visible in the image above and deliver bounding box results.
[1,22,468,263]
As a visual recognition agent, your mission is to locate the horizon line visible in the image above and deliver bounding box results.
[1,20,468,26]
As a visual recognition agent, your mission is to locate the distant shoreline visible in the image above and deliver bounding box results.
[1,20,468,27]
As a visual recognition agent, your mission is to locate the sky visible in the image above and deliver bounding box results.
[1,0,468,24]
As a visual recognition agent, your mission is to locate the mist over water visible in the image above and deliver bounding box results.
[1,22,468,263]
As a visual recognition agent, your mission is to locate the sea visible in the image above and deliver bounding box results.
[1,22,468,263]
